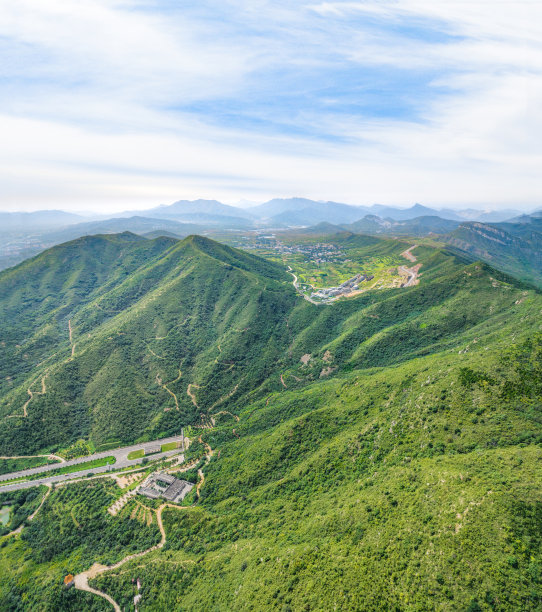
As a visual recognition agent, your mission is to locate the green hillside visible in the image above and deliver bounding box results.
[0,233,541,610]
[0,233,296,453]
[444,221,542,288]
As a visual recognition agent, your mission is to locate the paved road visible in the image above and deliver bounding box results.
[398,265,419,287]
[0,435,185,492]
[287,266,320,305]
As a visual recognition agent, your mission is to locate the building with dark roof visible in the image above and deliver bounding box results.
[138,472,194,503]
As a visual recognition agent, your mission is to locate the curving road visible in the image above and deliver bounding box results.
[287,266,320,305]
[0,435,185,492]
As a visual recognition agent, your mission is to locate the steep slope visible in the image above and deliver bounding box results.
[444,221,542,287]
[0,233,536,457]
[0,234,296,453]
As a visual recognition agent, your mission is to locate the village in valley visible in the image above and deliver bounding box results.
[221,230,420,303]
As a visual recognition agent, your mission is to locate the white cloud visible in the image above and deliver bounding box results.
[0,0,541,211]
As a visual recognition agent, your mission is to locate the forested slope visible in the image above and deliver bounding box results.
[0,233,541,610]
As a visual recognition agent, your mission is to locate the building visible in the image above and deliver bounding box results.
[63,574,74,588]
[138,472,194,503]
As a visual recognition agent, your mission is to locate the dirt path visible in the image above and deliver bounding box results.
[74,495,198,610]
[209,382,240,411]
[74,573,121,612]
[187,383,200,408]
[4,484,52,537]
[71,439,213,610]
[151,316,192,341]
[400,245,418,262]
[196,437,214,498]
[9,375,48,418]
[156,369,182,411]
[74,503,168,610]
[211,410,240,422]
[28,483,52,520]
[68,320,77,358]
[147,346,166,360]
[280,374,287,388]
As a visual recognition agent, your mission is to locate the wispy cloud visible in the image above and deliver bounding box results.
[0,0,541,210]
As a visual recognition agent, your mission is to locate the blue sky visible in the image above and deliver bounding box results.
[0,1,541,211]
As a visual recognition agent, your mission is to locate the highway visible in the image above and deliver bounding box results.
[0,435,185,492]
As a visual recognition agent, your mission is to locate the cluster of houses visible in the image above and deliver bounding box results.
[311,273,374,301]
[242,237,345,265]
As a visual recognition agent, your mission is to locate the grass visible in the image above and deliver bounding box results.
[0,475,29,487]
[44,456,116,477]
[127,449,145,460]
[161,441,179,452]
[0,456,58,476]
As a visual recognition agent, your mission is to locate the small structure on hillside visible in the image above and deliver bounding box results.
[63,574,74,588]
[138,472,193,503]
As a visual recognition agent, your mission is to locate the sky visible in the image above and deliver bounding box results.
[0,0,541,212]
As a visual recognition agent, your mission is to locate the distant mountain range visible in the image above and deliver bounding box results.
[1,198,540,274]
[0,210,84,231]
[3,198,534,233]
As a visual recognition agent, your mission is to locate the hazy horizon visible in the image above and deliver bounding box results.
[0,197,538,217]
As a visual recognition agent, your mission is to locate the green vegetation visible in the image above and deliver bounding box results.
[0,486,47,535]
[0,232,541,610]
[44,456,116,477]
[89,333,542,611]
[0,456,58,476]
[127,449,145,460]
[161,442,178,452]
[445,220,542,288]
[0,479,161,609]
[59,439,95,460]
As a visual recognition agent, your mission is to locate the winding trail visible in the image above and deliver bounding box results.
[196,436,214,499]
[398,245,421,286]
[209,382,240,411]
[214,345,235,371]
[400,245,418,262]
[398,264,422,287]
[147,346,166,360]
[187,383,200,409]
[68,320,76,358]
[3,484,51,537]
[9,375,47,418]
[156,369,182,411]
[75,440,214,611]
[75,503,169,610]
[211,410,240,423]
